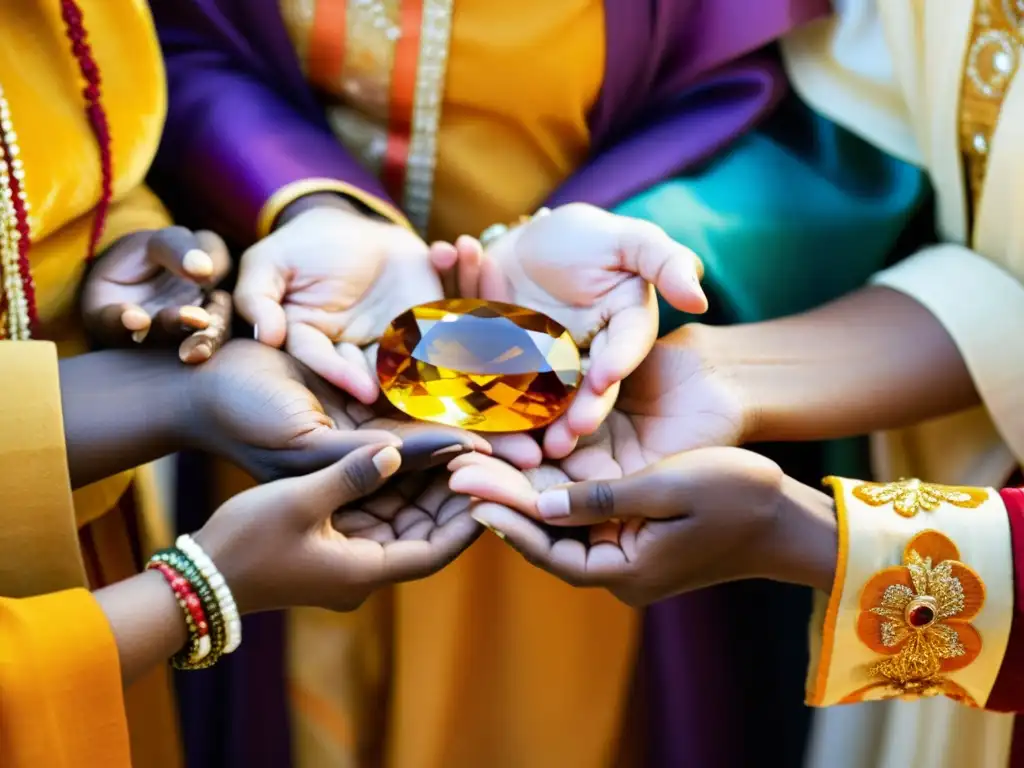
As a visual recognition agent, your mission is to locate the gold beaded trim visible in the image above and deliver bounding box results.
[0,83,31,340]
[324,0,403,178]
[401,0,453,233]
[960,0,1024,216]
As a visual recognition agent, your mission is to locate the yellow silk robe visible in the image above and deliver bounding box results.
[0,1,179,765]
[783,2,1024,767]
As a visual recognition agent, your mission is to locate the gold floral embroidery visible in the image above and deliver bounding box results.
[852,479,988,518]
[842,531,985,705]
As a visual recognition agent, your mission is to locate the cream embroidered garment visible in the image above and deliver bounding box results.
[783,1,1024,766]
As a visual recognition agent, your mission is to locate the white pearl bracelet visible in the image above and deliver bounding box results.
[177,534,243,654]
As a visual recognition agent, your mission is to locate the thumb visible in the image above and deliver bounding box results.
[286,443,402,524]
[145,226,217,282]
[617,220,707,314]
[534,448,780,526]
[235,246,289,347]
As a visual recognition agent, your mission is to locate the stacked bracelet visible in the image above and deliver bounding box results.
[176,534,242,653]
[145,534,241,670]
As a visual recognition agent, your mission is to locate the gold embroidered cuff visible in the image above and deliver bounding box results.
[806,477,1013,708]
[256,178,413,239]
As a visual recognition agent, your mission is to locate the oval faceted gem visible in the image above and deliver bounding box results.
[377,299,582,432]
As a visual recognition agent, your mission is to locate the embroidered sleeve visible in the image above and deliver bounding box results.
[806,477,1014,709]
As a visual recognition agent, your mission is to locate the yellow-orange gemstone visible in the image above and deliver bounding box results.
[377,299,582,432]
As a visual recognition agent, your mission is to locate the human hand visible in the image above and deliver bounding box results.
[194,443,479,614]
[449,448,838,606]
[553,323,755,482]
[429,204,707,458]
[82,227,232,363]
[184,339,488,482]
[235,196,443,403]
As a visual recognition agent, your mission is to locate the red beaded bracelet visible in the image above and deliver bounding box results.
[150,561,213,664]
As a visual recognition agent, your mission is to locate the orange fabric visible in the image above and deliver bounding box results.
[0,2,180,765]
[380,0,422,199]
[272,3,621,767]
[0,590,131,767]
[81,497,182,768]
[0,342,83,596]
[283,0,605,241]
[308,0,347,85]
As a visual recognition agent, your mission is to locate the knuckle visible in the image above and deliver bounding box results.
[340,456,380,498]
[586,481,616,518]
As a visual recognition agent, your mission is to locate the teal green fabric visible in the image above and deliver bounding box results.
[614,105,929,476]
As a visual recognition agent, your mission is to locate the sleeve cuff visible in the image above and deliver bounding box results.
[806,476,1013,708]
[871,244,1024,464]
[0,342,84,596]
[0,590,131,765]
[256,178,413,238]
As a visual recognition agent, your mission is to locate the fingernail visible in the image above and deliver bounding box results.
[537,489,571,520]
[131,328,150,344]
[182,249,214,278]
[179,306,211,327]
[470,513,506,540]
[253,324,259,342]
[431,444,469,461]
[181,342,213,364]
[397,443,471,474]
[121,307,149,332]
[372,446,402,478]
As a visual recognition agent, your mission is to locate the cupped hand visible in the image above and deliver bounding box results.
[448,448,838,606]
[184,339,487,482]
[555,324,752,480]
[193,443,478,615]
[235,197,443,404]
[429,204,707,458]
[82,226,232,363]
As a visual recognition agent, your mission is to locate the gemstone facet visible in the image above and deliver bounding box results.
[377,299,582,432]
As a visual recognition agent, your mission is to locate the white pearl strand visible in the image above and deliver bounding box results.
[0,82,31,340]
[177,534,243,654]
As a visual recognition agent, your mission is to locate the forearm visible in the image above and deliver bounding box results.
[686,286,978,442]
[93,571,188,685]
[60,350,191,488]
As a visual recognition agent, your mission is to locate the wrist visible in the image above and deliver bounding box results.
[276,192,370,229]
[761,476,838,593]
[58,350,196,488]
[673,323,766,444]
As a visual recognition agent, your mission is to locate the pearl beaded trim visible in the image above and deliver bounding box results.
[0,84,31,340]
[177,534,243,654]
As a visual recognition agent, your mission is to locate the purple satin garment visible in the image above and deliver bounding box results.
[151,0,828,766]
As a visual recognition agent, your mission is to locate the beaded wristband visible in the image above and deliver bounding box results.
[149,562,213,665]
[148,549,227,669]
[176,534,242,654]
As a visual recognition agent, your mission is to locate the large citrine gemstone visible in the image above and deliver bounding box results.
[377,299,582,432]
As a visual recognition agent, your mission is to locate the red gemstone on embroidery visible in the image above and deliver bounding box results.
[908,604,935,628]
